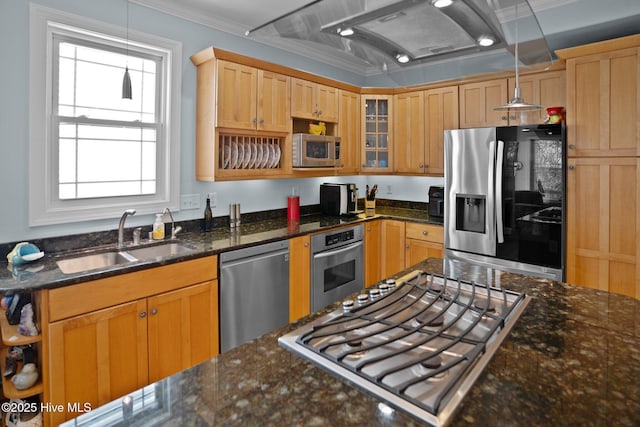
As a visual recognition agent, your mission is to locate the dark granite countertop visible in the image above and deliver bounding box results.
[0,205,440,292]
[63,257,640,427]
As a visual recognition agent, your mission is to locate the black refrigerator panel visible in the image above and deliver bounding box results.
[495,124,565,269]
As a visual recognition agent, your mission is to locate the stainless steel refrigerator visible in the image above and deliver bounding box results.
[444,124,565,280]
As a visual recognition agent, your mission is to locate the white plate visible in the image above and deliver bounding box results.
[249,142,258,168]
[236,141,244,169]
[223,144,230,169]
[261,143,270,168]
[242,141,251,168]
[231,142,238,169]
[272,144,281,168]
[255,143,263,169]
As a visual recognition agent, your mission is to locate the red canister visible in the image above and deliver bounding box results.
[287,196,300,220]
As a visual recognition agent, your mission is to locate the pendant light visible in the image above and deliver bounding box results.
[494,2,543,112]
[122,0,132,99]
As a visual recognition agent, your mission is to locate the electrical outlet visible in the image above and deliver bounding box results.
[209,192,217,208]
[180,194,200,210]
[387,185,392,194]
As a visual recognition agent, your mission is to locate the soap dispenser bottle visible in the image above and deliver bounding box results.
[152,213,165,239]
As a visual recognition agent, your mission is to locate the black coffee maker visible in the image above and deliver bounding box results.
[428,186,445,218]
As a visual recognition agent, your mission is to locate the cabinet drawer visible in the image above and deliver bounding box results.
[47,256,217,322]
[405,223,443,243]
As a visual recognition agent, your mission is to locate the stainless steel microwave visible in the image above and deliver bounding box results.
[292,134,341,168]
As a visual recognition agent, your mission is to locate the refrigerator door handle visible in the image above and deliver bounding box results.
[496,140,505,244]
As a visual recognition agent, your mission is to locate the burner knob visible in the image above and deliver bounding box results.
[385,279,396,288]
[378,283,389,293]
[369,289,380,300]
[357,294,369,304]
[342,300,354,311]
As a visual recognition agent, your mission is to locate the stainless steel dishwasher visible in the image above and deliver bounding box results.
[219,240,289,352]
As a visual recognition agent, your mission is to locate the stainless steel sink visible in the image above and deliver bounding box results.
[56,241,196,274]
[127,242,195,261]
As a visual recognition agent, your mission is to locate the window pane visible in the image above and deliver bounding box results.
[55,37,161,202]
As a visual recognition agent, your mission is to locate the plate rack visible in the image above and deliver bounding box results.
[219,135,284,170]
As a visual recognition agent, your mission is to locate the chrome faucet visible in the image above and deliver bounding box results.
[117,209,136,248]
[162,208,182,239]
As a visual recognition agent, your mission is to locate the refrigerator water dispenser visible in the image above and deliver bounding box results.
[456,195,486,233]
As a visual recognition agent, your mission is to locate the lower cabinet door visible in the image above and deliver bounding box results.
[47,299,149,425]
[147,281,218,383]
[406,239,444,268]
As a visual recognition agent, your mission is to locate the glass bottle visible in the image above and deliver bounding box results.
[204,196,213,232]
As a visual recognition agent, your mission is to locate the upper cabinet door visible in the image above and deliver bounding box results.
[291,78,339,122]
[566,47,639,157]
[257,70,290,132]
[507,70,566,125]
[216,60,258,130]
[424,86,458,175]
[395,91,425,174]
[338,90,361,174]
[459,78,508,128]
[361,95,393,172]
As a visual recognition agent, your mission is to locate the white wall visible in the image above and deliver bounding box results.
[0,0,444,243]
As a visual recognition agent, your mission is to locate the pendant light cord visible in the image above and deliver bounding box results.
[514,2,519,93]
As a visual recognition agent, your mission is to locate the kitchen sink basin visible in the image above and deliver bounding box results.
[127,242,195,261]
[56,241,196,274]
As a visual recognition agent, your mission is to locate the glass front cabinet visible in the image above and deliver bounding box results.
[361,95,393,172]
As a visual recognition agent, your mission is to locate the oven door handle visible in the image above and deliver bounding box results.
[313,241,363,259]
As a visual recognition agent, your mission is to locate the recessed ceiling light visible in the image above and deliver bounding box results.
[338,27,354,37]
[432,0,453,8]
[396,53,410,63]
[477,36,495,47]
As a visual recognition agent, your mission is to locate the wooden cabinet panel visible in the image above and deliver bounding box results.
[405,222,444,243]
[566,47,639,157]
[48,299,149,425]
[395,91,425,174]
[338,90,361,174]
[425,86,458,175]
[364,220,382,287]
[567,157,640,298]
[381,220,405,277]
[459,78,508,128]
[291,78,338,122]
[258,70,291,132]
[147,281,218,383]
[217,60,258,130]
[406,239,443,268]
[508,71,566,125]
[289,234,311,321]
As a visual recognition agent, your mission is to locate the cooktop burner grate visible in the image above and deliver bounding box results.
[280,270,529,426]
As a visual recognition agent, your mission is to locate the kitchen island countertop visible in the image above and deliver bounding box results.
[64,257,640,427]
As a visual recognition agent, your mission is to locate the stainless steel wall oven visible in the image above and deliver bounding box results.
[311,224,364,311]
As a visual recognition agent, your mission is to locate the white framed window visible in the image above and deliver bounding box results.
[29,5,182,226]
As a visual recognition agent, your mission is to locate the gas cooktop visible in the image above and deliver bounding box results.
[279,270,530,426]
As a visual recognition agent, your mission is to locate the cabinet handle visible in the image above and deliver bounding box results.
[419,163,424,168]
[501,115,507,121]
[367,227,371,231]
[259,119,264,125]
[151,308,158,315]
[422,230,428,236]
[304,242,309,247]
[568,144,575,149]
[405,244,410,249]
[252,118,257,124]
[568,165,575,170]
[139,311,147,318]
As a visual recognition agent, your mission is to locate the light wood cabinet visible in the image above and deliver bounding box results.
[405,222,444,267]
[44,257,218,425]
[291,77,339,122]
[364,220,382,287]
[563,47,639,157]
[395,91,425,174]
[381,220,406,277]
[289,234,311,322]
[566,157,640,299]
[361,95,393,172]
[507,71,565,125]
[216,60,290,132]
[459,78,509,128]
[424,86,459,175]
[338,90,361,174]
